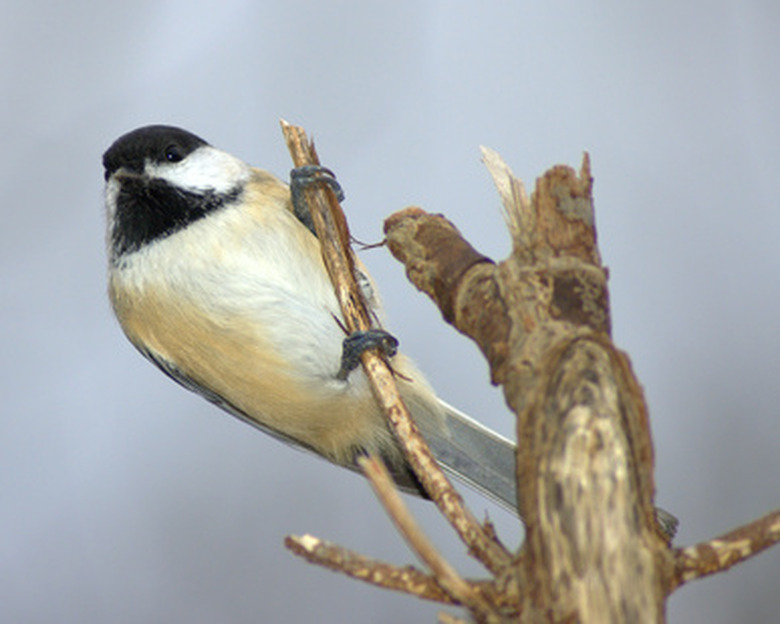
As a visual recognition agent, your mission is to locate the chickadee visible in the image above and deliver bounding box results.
[103,125,517,510]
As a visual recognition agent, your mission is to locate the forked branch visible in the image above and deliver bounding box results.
[279,123,779,622]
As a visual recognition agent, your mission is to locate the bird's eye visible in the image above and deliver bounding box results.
[165,144,184,163]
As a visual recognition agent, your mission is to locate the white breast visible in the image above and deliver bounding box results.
[114,193,347,383]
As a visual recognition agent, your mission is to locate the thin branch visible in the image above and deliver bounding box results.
[672,508,780,588]
[358,455,497,619]
[279,120,511,575]
[285,534,454,604]
[285,532,518,614]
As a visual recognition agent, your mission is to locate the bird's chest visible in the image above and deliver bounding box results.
[112,207,347,377]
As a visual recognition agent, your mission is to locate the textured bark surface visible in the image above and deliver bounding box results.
[384,153,671,622]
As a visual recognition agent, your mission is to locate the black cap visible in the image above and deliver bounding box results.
[103,125,208,180]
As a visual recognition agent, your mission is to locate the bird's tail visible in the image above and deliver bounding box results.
[424,401,678,538]
[424,400,519,515]
[391,396,678,538]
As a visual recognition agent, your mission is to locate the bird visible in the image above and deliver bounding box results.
[103,124,518,512]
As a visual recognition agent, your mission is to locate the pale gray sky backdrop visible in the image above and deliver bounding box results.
[1,2,778,622]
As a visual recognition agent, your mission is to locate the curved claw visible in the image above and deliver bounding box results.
[337,329,398,381]
[290,165,345,235]
[655,507,679,540]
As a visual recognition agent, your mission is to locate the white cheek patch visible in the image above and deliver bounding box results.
[104,176,121,221]
[145,146,251,194]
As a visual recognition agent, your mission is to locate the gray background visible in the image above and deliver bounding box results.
[1,2,778,622]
